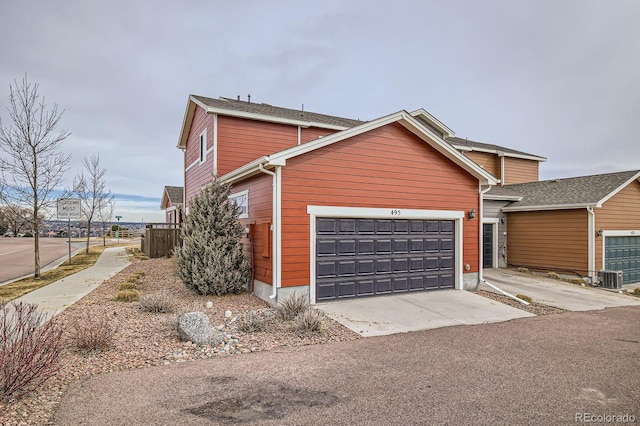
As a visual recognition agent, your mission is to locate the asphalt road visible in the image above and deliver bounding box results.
[54,306,640,425]
[0,238,85,283]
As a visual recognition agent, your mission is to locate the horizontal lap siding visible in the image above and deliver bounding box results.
[217,116,297,176]
[464,151,500,180]
[504,157,539,184]
[300,127,337,143]
[231,174,273,284]
[281,122,480,287]
[507,210,588,275]
[185,107,213,209]
[595,181,640,269]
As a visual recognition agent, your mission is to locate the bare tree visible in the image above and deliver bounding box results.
[0,205,31,236]
[73,155,114,254]
[0,75,71,277]
[97,198,115,246]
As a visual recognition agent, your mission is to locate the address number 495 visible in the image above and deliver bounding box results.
[391,210,401,215]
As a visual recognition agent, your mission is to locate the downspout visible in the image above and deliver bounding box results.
[259,164,278,300]
[587,206,595,283]
[297,126,301,145]
[478,184,492,284]
[500,155,505,186]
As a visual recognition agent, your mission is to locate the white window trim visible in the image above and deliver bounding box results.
[306,205,465,304]
[199,129,207,163]
[229,189,249,219]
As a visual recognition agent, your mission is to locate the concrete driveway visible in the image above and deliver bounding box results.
[316,289,534,336]
[483,268,640,311]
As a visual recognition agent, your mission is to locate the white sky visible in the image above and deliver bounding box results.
[1,0,638,222]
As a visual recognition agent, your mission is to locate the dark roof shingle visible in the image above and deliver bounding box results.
[488,170,640,209]
[164,186,184,205]
[191,95,363,128]
[446,136,545,160]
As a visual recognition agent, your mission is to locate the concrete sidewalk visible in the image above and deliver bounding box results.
[12,246,131,318]
[317,290,534,336]
[483,268,640,311]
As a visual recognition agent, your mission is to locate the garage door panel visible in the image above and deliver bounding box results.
[376,240,392,254]
[317,218,337,234]
[393,239,409,253]
[605,236,640,284]
[316,217,456,301]
[358,240,374,254]
[393,277,408,291]
[338,240,356,255]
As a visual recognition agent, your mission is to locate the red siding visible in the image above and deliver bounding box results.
[300,127,337,144]
[217,116,298,176]
[280,122,480,287]
[184,106,213,209]
[230,174,274,285]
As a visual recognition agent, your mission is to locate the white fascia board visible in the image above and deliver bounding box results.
[448,143,547,162]
[484,194,523,201]
[502,203,593,212]
[595,172,640,207]
[204,106,349,131]
[400,115,499,186]
[177,97,199,149]
[306,205,464,220]
[409,108,456,138]
[218,157,270,184]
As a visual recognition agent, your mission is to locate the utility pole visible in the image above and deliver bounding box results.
[115,215,122,244]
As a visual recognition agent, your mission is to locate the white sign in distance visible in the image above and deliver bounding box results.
[57,198,82,219]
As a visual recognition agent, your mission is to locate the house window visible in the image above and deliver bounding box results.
[199,129,207,163]
[229,190,249,219]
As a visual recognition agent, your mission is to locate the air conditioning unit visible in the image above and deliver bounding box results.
[598,270,623,289]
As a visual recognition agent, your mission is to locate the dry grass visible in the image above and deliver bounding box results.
[126,246,149,261]
[0,245,106,303]
[116,289,140,302]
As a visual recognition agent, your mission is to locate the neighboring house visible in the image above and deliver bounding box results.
[488,170,640,284]
[177,95,498,303]
[161,186,184,225]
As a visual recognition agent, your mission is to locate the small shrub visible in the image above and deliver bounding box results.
[237,311,267,333]
[0,302,63,401]
[116,289,140,302]
[633,287,640,296]
[126,276,140,284]
[119,282,137,290]
[67,313,116,352]
[517,267,529,273]
[570,278,585,285]
[546,272,560,280]
[139,292,176,313]
[275,292,309,321]
[516,294,533,303]
[293,307,326,333]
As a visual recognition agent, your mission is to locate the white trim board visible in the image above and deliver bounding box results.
[306,205,465,304]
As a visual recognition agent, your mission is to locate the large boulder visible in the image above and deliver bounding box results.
[177,312,224,346]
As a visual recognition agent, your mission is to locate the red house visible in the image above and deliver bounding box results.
[177,96,497,303]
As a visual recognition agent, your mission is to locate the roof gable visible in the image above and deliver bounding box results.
[161,186,183,209]
[491,170,640,211]
[446,137,546,162]
[178,95,363,149]
[220,110,499,186]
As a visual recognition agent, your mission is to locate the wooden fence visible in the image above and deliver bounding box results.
[141,223,182,259]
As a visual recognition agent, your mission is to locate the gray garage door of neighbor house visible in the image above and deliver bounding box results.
[605,236,640,284]
[315,218,455,301]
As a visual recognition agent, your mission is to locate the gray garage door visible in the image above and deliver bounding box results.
[605,236,640,284]
[316,218,455,301]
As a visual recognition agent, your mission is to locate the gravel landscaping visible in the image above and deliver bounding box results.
[0,256,359,425]
[477,289,567,316]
